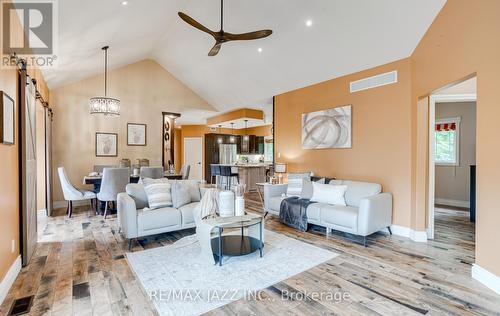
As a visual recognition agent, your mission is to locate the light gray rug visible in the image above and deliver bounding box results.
[126,230,338,316]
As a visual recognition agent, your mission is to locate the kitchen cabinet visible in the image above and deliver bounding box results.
[238,135,264,155]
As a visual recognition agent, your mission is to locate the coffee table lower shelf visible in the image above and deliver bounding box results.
[211,235,263,266]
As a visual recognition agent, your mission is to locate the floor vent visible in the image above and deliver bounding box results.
[350,70,398,93]
[8,296,33,316]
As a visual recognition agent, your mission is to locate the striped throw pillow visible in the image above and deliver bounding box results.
[286,172,311,197]
[143,178,172,209]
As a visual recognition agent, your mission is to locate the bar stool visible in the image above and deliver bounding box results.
[219,166,239,190]
[210,165,221,185]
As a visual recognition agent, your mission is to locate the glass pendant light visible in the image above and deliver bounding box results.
[89,46,120,116]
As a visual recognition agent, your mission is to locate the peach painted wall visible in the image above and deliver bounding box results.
[275,59,413,228]
[411,0,500,276]
[274,0,500,278]
[49,59,214,203]
[0,11,49,283]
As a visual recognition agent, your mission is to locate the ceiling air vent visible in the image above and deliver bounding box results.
[350,70,398,93]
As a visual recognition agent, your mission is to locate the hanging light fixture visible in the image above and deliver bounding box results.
[89,46,120,116]
[243,119,249,141]
[230,122,235,143]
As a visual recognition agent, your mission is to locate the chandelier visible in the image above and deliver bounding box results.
[89,46,120,116]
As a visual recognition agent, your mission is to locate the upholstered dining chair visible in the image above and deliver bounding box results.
[97,167,130,219]
[93,165,117,174]
[181,164,190,180]
[58,167,97,218]
[140,166,164,179]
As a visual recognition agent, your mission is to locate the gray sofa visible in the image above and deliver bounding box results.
[264,180,393,244]
[117,181,204,248]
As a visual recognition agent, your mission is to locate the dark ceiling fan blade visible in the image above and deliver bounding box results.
[224,30,273,41]
[208,42,222,56]
[178,12,216,37]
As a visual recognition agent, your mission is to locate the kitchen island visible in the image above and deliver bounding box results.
[212,164,271,192]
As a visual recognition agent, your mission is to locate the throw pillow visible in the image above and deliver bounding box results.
[171,181,192,208]
[311,182,347,206]
[301,178,326,199]
[176,180,202,202]
[286,172,311,197]
[142,178,172,209]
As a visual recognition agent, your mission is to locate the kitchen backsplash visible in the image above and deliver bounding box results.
[237,154,265,163]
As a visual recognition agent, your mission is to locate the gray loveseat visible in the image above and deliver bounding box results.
[264,180,393,244]
[117,181,204,248]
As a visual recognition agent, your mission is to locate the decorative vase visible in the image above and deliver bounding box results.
[219,190,235,217]
[235,196,245,216]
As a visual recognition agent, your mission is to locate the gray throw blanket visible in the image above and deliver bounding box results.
[279,197,315,232]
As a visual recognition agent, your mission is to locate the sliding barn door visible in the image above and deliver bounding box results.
[20,72,38,266]
[45,108,53,216]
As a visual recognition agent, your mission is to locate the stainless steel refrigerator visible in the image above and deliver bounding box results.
[219,143,237,165]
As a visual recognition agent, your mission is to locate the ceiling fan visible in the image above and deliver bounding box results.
[178,0,273,56]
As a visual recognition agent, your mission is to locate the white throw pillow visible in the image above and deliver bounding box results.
[143,178,172,209]
[311,183,347,206]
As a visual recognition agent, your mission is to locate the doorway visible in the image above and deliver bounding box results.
[183,137,203,180]
[428,76,477,239]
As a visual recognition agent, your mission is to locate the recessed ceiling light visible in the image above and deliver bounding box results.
[121,1,128,5]
[305,20,313,27]
[257,47,263,53]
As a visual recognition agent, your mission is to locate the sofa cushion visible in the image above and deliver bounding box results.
[126,183,148,209]
[301,178,325,199]
[179,202,199,226]
[286,172,311,197]
[143,178,173,209]
[176,180,201,202]
[320,204,359,230]
[311,183,347,206]
[342,180,382,207]
[171,181,191,208]
[138,207,180,231]
[268,196,286,212]
[305,203,321,222]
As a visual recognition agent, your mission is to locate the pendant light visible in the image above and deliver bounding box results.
[230,122,235,143]
[89,46,120,116]
[243,119,249,141]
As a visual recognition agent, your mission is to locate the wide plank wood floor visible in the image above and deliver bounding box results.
[1,195,499,315]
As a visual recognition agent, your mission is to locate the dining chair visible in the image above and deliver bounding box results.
[93,165,117,174]
[97,167,130,219]
[58,167,97,218]
[140,166,164,179]
[181,164,190,180]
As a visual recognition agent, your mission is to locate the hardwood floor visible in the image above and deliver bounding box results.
[2,196,499,315]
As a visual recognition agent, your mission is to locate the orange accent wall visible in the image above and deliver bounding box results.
[275,0,500,278]
[275,59,413,228]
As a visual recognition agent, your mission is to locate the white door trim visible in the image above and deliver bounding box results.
[183,137,203,181]
[428,93,476,240]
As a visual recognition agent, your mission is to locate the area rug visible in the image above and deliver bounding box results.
[126,230,338,316]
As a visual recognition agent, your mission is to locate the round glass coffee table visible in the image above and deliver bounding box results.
[210,215,264,266]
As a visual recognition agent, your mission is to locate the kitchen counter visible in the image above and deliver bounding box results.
[211,163,270,191]
[212,163,272,168]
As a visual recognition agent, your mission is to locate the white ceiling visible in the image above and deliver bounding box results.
[42,0,446,124]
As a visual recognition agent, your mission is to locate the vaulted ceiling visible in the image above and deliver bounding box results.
[43,0,446,123]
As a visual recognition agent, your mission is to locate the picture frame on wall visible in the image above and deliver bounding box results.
[0,91,15,145]
[127,123,147,146]
[95,132,118,157]
[302,105,352,149]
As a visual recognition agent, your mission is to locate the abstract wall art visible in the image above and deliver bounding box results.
[302,105,352,149]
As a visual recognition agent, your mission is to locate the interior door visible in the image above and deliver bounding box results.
[20,73,37,266]
[184,137,203,180]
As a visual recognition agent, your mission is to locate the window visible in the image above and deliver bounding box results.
[435,117,461,165]
[264,138,274,162]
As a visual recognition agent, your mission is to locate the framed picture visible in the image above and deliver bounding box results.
[127,123,147,146]
[95,132,118,157]
[302,105,352,149]
[0,91,15,145]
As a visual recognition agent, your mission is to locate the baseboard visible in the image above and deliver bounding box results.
[53,200,91,209]
[435,198,469,209]
[0,256,21,305]
[472,264,500,295]
[390,225,428,242]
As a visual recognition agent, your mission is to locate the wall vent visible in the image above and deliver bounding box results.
[350,70,398,93]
